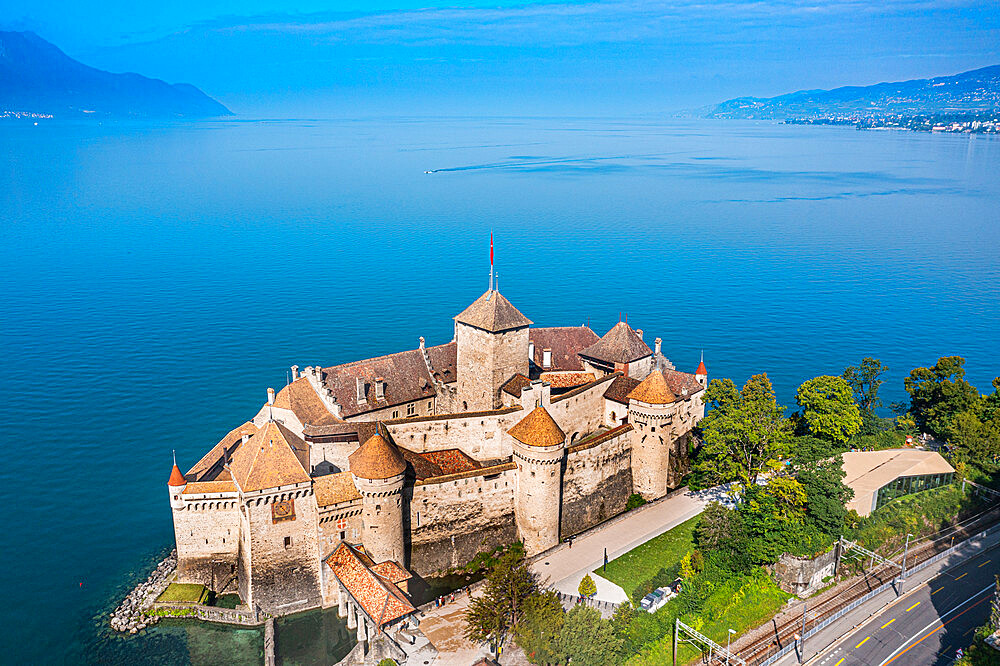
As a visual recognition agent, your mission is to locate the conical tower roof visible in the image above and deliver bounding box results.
[579,322,652,364]
[696,359,708,376]
[229,420,311,492]
[168,463,187,486]
[627,370,677,405]
[508,405,565,447]
[454,290,532,333]
[349,430,407,480]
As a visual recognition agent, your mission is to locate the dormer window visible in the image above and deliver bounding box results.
[356,377,366,403]
[375,378,385,400]
[542,349,552,369]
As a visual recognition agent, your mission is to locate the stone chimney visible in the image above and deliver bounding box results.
[291,365,299,381]
[241,432,252,444]
[654,337,662,355]
[636,329,644,340]
[356,377,367,404]
[375,377,385,401]
[267,387,275,405]
[419,336,425,350]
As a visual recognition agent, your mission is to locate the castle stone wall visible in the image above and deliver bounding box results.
[561,429,633,537]
[407,468,517,575]
[244,486,323,615]
[457,323,529,412]
[172,496,240,589]
[386,408,523,459]
[548,378,615,442]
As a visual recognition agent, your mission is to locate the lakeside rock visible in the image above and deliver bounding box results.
[109,550,177,634]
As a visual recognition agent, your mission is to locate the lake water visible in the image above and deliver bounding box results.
[1,116,997,664]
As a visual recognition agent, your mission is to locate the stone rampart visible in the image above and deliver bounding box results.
[561,425,633,536]
[385,406,523,459]
[173,496,240,588]
[548,374,618,442]
[407,465,517,575]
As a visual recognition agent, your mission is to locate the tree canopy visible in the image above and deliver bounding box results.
[693,374,792,492]
[796,375,862,444]
[842,357,889,416]
[904,356,981,439]
[465,545,539,651]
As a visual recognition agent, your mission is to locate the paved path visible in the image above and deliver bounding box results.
[533,485,731,603]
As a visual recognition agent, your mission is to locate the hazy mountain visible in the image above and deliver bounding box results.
[703,65,1000,120]
[0,31,231,118]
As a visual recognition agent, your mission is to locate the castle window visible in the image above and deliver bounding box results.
[340,530,347,541]
[392,410,399,419]
[427,401,433,411]
[284,536,292,548]
[416,512,420,526]
[376,504,381,512]
[407,403,416,416]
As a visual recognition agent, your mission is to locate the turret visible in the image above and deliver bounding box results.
[695,353,708,388]
[627,370,678,501]
[509,406,566,555]
[349,429,408,566]
[168,454,187,510]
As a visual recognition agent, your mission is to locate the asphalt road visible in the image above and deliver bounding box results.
[810,542,998,666]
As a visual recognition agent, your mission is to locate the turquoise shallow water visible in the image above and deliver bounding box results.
[0,117,998,664]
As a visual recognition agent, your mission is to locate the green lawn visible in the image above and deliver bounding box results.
[156,582,209,605]
[595,515,699,602]
[625,569,792,666]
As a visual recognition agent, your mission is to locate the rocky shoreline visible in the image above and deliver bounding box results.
[110,550,177,634]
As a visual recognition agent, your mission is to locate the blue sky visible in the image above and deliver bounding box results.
[3,0,999,115]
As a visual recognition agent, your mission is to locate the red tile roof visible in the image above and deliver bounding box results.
[186,422,259,482]
[501,373,532,397]
[319,341,454,419]
[313,471,362,507]
[696,359,708,376]
[399,447,482,480]
[229,421,311,492]
[627,370,677,404]
[508,405,565,447]
[529,326,599,372]
[454,290,532,332]
[539,371,596,388]
[326,543,415,628]
[348,431,408,480]
[371,560,412,584]
[579,322,652,365]
[168,464,187,486]
[272,377,341,426]
[603,374,641,405]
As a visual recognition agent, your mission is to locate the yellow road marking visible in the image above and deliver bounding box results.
[905,602,921,612]
[856,636,871,648]
[932,587,945,595]
[956,572,968,580]
[834,659,845,666]
[881,618,896,629]
[978,559,991,568]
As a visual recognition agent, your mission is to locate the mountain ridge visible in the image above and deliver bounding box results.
[702,65,1000,120]
[0,31,231,119]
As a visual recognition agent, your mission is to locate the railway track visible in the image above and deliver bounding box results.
[723,503,1000,665]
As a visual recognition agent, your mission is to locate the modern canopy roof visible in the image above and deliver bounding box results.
[508,405,566,447]
[348,429,408,480]
[579,321,652,365]
[454,290,532,333]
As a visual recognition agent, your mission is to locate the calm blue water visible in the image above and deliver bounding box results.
[1,117,997,664]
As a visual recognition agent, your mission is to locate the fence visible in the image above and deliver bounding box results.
[754,523,996,666]
[554,591,622,617]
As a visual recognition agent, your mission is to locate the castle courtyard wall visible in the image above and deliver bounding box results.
[386,407,523,459]
[406,466,518,575]
[547,376,617,443]
[560,427,633,537]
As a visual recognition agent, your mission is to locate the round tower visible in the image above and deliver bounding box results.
[168,455,187,510]
[349,430,408,565]
[509,406,566,555]
[627,370,678,501]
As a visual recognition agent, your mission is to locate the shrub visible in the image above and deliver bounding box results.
[626,494,647,511]
[578,574,597,598]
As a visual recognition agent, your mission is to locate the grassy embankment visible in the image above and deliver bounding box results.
[595,515,699,603]
[156,582,209,604]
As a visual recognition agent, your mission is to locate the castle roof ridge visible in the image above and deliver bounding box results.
[348,429,408,480]
[454,290,532,333]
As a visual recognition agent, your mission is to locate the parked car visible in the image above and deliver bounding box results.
[639,587,674,613]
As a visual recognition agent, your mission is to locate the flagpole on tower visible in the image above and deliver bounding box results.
[489,231,495,294]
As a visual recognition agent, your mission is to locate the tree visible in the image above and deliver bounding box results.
[695,502,737,551]
[578,574,597,598]
[842,358,889,416]
[796,459,854,538]
[694,374,793,492]
[557,605,623,666]
[796,375,862,445]
[948,411,1000,464]
[763,477,808,523]
[465,546,540,652]
[513,591,565,665]
[904,356,981,439]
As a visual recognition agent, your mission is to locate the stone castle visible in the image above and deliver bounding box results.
[167,288,706,634]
